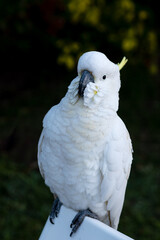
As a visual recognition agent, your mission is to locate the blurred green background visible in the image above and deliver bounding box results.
[0,0,159,239]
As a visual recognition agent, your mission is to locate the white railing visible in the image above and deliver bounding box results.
[39,206,133,240]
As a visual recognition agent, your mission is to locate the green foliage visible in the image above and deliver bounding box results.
[0,156,52,240]
[57,0,158,74]
[120,165,160,239]
[0,0,158,73]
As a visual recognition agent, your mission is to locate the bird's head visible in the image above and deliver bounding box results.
[68,51,127,112]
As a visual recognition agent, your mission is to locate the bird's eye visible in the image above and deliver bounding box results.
[102,75,106,80]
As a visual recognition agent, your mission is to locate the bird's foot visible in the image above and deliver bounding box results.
[49,198,62,224]
[70,209,98,237]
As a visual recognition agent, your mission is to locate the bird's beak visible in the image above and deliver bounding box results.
[78,70,94,97]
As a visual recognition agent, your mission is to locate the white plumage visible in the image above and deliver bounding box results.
[38,51,133,230]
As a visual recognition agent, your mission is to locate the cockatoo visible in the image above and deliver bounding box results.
[38,51,133,236]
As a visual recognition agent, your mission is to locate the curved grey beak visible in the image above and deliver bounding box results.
[78,70,94,97]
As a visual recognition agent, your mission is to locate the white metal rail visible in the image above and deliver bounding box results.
[39,206,134,240]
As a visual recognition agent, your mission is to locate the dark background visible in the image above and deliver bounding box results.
[0,0,159,239]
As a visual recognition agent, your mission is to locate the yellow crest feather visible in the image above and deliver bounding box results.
[118,57,128,70]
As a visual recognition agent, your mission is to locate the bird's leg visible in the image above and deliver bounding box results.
[70,209,98,237]
[49,197,62,224]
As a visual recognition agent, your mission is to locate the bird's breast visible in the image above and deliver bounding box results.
[41,100,114,209]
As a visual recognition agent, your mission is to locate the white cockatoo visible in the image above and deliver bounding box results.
[38,51,133,236]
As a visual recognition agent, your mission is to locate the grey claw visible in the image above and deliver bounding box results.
[49,217,54,224]
[49,198,62,224]
[70,209,98,237]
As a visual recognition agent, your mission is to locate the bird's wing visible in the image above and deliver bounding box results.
[100,116,133,229]
[37,104,62,183]
[37,129,45,179]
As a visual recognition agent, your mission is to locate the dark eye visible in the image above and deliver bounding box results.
[102,75,106,80]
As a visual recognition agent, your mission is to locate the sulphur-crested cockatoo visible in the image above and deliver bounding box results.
[38,51,133,236]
